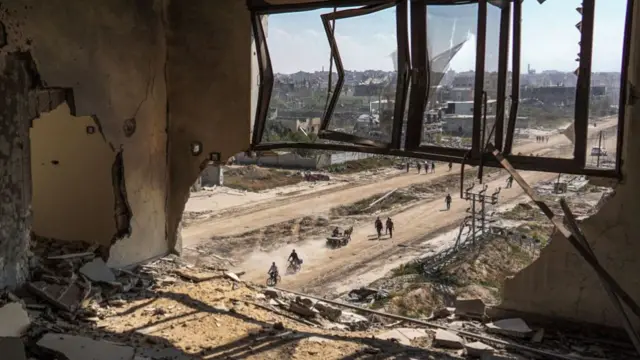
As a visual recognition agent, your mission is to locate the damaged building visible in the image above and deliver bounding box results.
[1,0,640,351]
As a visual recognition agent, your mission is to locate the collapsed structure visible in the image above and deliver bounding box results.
[1,0,640,341]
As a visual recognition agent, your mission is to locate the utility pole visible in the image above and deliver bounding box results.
[460,185,501,246]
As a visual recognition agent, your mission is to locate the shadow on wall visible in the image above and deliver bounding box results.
[30,103,116,246]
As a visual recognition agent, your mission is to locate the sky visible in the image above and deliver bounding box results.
[266,0,628,74]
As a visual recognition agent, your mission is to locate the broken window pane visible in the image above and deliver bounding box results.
[322,5,402,146]
[584,0,627,170]
[421,3,479,150]
[510,0,582,159]
[258,10,334,146]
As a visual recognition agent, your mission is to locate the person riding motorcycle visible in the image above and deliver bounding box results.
[288,249,301,268]
[268,262,279,279]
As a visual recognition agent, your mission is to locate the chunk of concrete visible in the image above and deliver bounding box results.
[465,341,495,357]
[433,329,464,349]
[530,328,544,343]
[0,302,31,337]
[0,337,27,360]
[289,302,318,318]
[486,318,532,338]
[80,258,116,283]
[315,303,342,322]
[224,272,240,282]
[264,289,280,299]
[455,298,486,319]
[37,333,134,360]
[375,328,428,346]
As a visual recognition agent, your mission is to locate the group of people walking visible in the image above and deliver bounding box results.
[536,135,550,143]
[374,216,394,239]
[407,161,437,174]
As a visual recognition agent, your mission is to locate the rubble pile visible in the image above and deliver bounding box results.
[1,238,637,359]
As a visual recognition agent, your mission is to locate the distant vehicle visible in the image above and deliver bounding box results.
[590,147,608,157]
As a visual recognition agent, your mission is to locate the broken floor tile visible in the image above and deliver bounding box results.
[37,333,134,360]
[465,341,495,357]
[433,329,465,349]
[0,337,27,360]
[80,258,116,283]
[375,328,428,346]
[486,318,532,338]
[0,302,31,337]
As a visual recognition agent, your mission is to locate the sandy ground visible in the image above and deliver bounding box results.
[183,117,617,244]
[182,118,618,300]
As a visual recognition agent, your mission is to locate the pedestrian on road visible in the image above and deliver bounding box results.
[417,162,422,174]
[506,175,514,188]
[406,162,410,173]
[448,162,453,171]
[445,193,452,210]
[386,217,394,238]
[375,217,383,239]
[431,162,436,173]
[423,161,429,174]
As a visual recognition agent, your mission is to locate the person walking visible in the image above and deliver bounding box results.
[424,161,429,174]
[375,217,383,239]
[445,193,452,210]
[448,161,453,171]
[406,162,410,173]
[506,175,514,188]
[416,162,422,174]
[385,217,394,238]
[431,162,436,174]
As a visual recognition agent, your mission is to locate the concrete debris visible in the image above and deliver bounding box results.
[338,311,370,331]
[80,258,116,283]
[37,333,135,360]
[224,272,241,282]
[486,318,532,338]
[432,307,455,319]
[0,337,27,360]
[27,281,83,312]
[0,302,31,337]
[465,341,495,357]
[454,297,486,319]
[264,289,280,299]
[375,328,428,346]
[288,302,318,318]
[173,268,220,282]
[347,287,389,302]
[48,251,96,260]
[433,329,465,349]
[315,302,342,322]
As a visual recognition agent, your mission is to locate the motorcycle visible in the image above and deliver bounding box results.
[266,272,281,286]
[286,259,303,274]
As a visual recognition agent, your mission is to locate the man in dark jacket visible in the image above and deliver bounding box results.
[386,217,394,238]
[375,217,383,239]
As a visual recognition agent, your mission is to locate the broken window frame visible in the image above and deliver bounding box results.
[248,0,628,178]
[318,1,411,149]
[404,0,492,159]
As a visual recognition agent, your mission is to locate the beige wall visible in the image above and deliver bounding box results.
[30,104,115,245]
[499,0,640,330]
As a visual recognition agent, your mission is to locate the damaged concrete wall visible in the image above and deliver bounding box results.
[0,0,169,269]
[30,104,115,245]
[0,52,34,289]
[165,0,253,252]
[499,0,640,330]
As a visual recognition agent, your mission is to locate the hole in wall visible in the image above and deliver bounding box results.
[86,126,95,134]
[50,160,59,165]
[190,141,203,156]
[123,118,136,138]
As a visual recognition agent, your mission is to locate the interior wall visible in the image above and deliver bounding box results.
[0,0,169,268]
[30,104,115,246]
[165,0,253,252]
[499,0,640,330]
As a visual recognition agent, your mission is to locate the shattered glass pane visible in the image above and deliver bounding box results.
[420,3,479,149]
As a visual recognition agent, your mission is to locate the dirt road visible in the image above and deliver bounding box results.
[182,117,617,245]
[239,168,557,295]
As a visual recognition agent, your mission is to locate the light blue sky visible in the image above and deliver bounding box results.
[267,0,627,74]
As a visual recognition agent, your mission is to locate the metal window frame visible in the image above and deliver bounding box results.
[247,0,627,179]
[318,1,411,149]
[404,0,491,157]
